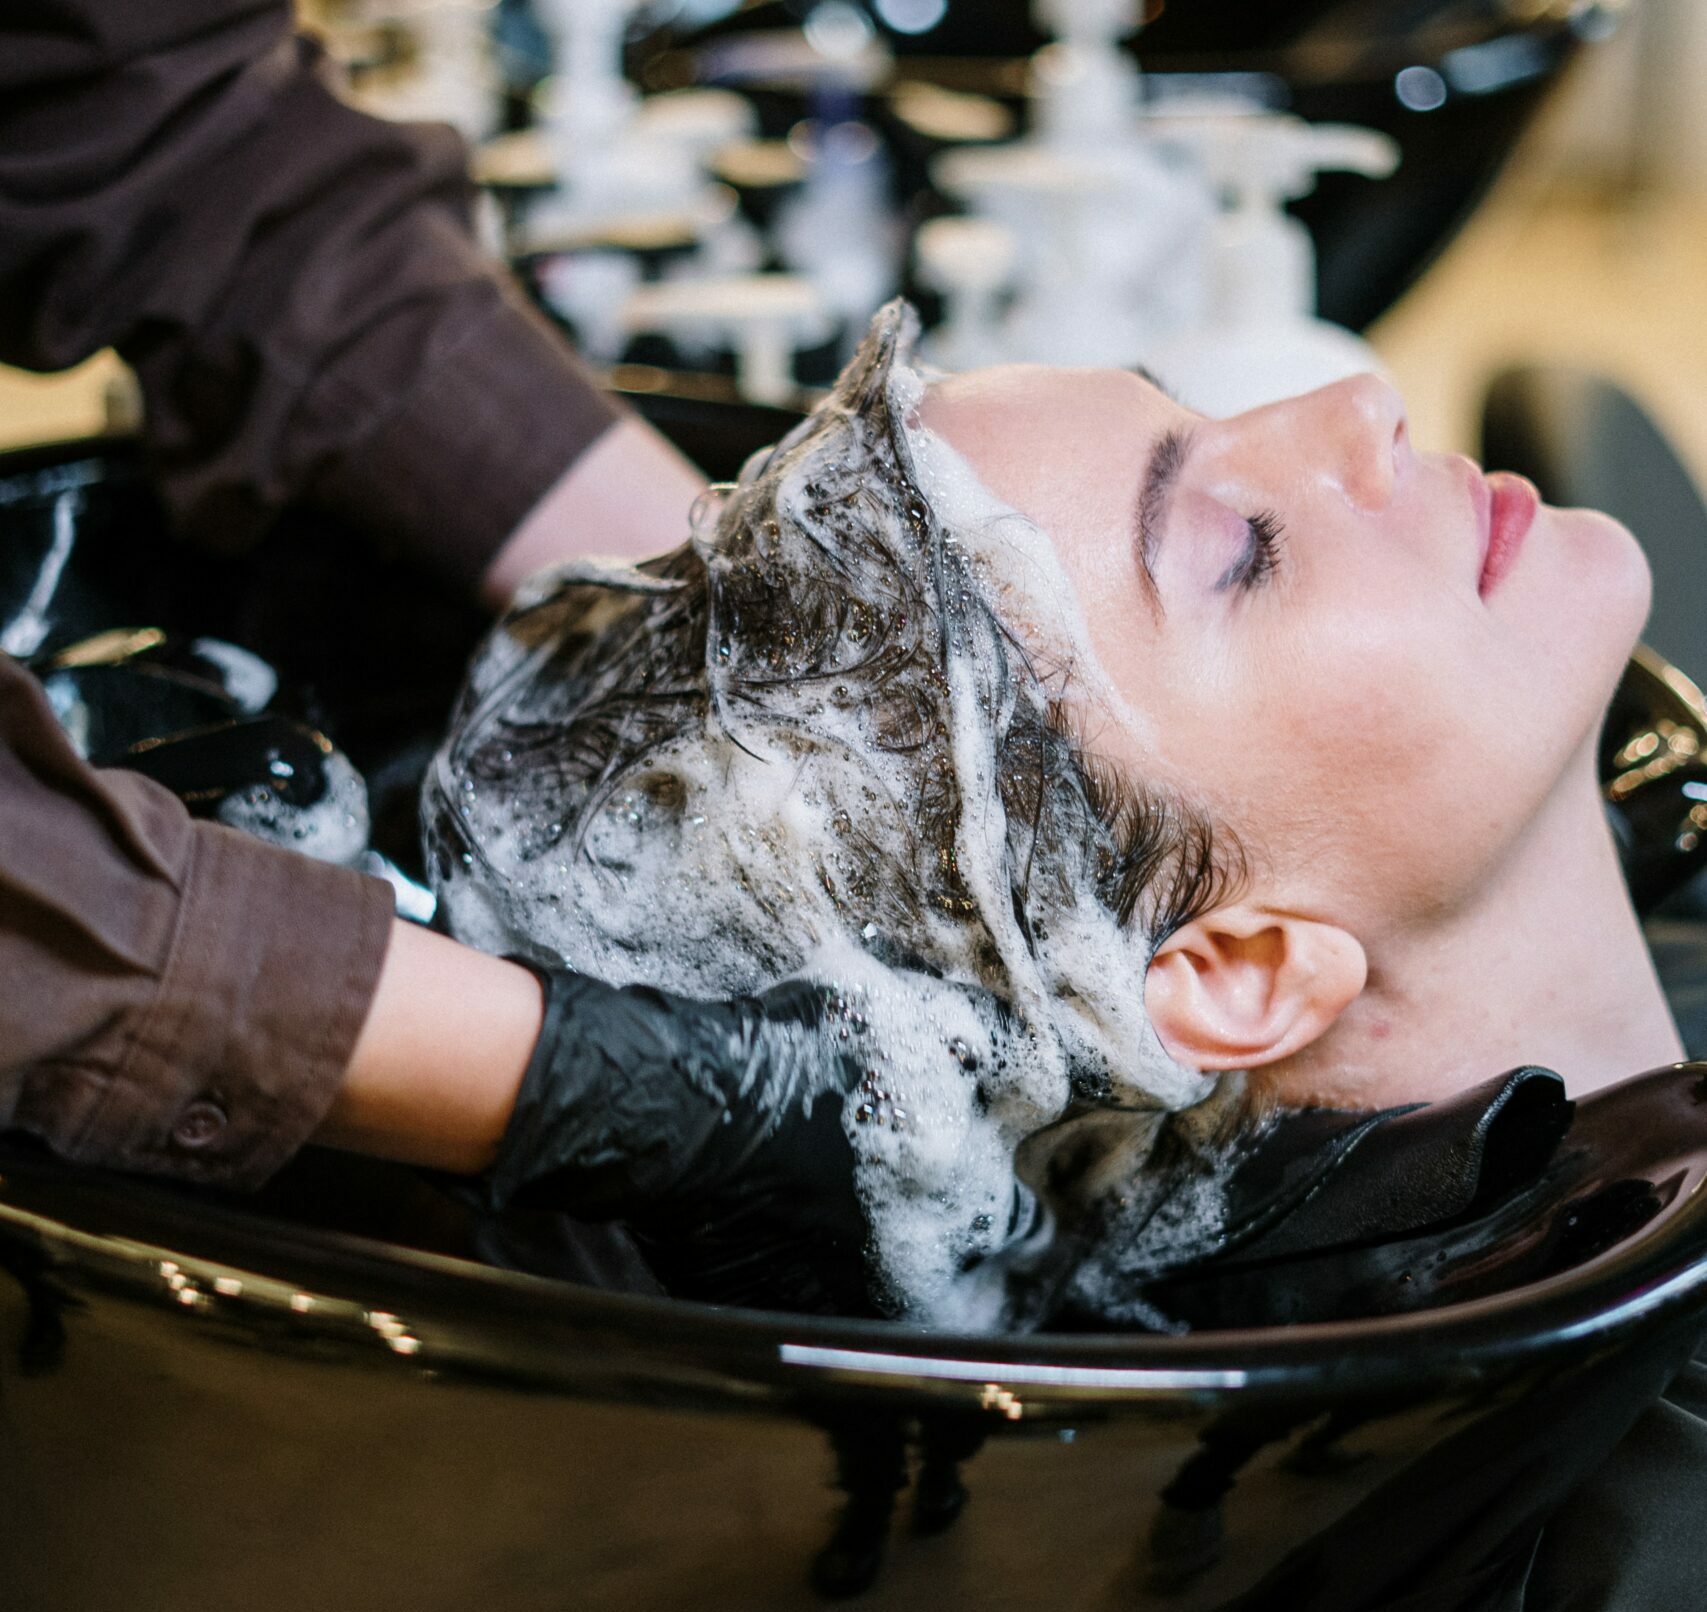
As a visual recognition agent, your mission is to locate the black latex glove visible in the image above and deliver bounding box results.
[487,965,875,1316]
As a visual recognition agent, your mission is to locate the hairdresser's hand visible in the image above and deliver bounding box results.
[486,966,874,1315]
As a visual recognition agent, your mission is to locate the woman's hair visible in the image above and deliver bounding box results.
[426,303,1243,1108]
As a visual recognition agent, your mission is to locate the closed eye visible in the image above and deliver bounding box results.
[1215,511,1285,593]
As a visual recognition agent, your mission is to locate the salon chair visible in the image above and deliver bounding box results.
[6,386,1707,1612]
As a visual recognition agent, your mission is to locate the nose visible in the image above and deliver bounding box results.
[1235,373,1408,515]
[1299,373,1409,512]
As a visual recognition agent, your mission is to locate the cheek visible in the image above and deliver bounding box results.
[1202,611,1513,906]
[1104,523,1635,922]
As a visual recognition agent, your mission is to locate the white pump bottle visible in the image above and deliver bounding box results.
[1145,113,1399,416]
[930,0,1212,368]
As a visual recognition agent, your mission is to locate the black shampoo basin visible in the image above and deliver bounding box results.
[4,1057,1707,1611]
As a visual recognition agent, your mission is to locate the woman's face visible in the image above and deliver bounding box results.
[920,366,1651,939]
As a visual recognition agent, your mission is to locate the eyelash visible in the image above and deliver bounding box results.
[1217,510,1286,592]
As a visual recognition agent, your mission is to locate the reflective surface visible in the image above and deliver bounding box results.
[1602,646,1707,914]
[5,1060,1707,1609]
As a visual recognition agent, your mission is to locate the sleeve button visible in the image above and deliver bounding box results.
[173,1099,229,1150]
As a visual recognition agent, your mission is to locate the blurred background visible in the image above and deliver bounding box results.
[4,0,1702,470]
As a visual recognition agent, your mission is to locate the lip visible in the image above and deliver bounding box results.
[1477,470,1540,597]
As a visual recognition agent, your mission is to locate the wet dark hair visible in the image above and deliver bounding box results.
[428,306,1244,1004]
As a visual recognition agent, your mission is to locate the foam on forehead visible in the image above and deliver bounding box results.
[427,301,1217,1325]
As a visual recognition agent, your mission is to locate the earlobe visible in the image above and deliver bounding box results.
[1145,906,1367,1072]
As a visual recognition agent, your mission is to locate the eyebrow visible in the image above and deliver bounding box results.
[1133,425,1196,616]
[1131,364,1177,401]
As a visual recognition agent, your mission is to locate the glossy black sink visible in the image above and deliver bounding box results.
[4,1056,1707,1611]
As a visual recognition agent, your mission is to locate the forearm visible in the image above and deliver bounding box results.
[2,637,537,1183]
[319,922,543,1174]
[479,417,710,609]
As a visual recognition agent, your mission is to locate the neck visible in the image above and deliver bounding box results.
[1263,754,1684,1109]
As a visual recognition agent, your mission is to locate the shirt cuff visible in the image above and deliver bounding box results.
[51,821,394,1190]
[303,282,626,594]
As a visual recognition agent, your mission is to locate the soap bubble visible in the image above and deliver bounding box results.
[426,303,1242,1327]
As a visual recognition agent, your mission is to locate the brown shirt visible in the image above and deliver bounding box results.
[0,655,395,1187]
[0,0,622,1184]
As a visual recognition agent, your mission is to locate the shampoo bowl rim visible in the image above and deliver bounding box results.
[6,1065,1707,1411]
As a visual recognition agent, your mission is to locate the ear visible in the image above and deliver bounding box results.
[1145,904,1367,1072]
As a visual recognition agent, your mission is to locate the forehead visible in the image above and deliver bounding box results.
[919,364,1168,541]
[922,363,1157,433]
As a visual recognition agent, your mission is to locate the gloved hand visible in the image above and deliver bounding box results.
[486,964,875,1316]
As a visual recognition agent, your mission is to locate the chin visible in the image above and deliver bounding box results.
[1543,505,1652,679]
[1588,506,1651,640]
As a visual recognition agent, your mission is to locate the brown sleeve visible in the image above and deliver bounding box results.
[0,0,622,592]
[0,654,395,1188]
